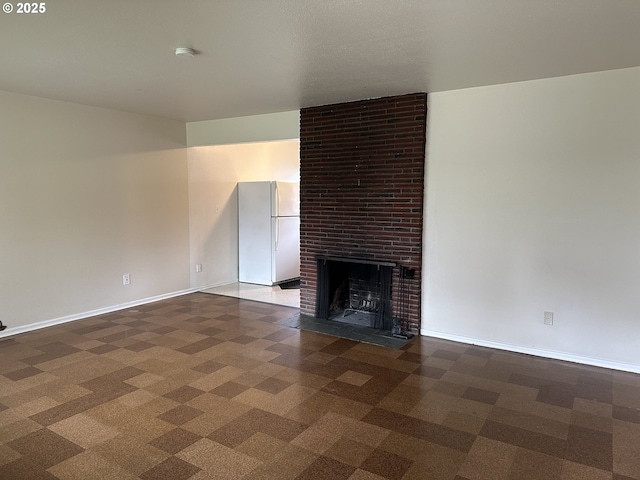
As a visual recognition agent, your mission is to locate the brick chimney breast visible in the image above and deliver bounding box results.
[299,93,427,333]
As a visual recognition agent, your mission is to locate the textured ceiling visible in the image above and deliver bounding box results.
[1,0,639,122]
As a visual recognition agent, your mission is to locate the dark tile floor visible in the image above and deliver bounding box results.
[1,293,639,479]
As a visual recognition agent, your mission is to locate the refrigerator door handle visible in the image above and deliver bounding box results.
[274,182,280,217]
[275,218,279,252]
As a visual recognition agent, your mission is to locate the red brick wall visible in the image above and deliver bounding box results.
[299,93,427,332]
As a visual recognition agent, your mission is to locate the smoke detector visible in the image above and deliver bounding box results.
[175,47,196,58]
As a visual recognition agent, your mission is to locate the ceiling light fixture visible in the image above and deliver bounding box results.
[175,47,196,58]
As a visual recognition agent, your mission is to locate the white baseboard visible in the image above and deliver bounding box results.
[421,329,640,374]
[0,288,201,340]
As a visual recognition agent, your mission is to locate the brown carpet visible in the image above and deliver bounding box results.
[0,292,639,479]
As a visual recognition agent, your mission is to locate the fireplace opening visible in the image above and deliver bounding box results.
[316,256,394,330]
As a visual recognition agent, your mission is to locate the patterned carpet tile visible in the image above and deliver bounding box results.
[1,292,640,479]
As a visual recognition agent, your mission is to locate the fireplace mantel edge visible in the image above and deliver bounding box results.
[316,255,397,268]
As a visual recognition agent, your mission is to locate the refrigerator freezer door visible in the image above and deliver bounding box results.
[271,181,300,217]
[272,216,300,283]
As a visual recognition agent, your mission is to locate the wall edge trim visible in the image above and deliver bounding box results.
[421,329,640,374]
[0,288,201,340]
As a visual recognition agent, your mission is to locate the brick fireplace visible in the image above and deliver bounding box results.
[299,93,427,333]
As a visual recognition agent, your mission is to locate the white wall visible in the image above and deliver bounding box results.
[187,111,300,147]
[423,67,640,372]
[0,91,190,333]
[188,140,300,289]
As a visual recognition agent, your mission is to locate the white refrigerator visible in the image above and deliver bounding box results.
[238,181,300,285]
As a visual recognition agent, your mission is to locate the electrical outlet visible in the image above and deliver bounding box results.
[544,311,553,325]
[195,264,202,273]
[122,274,131,286]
